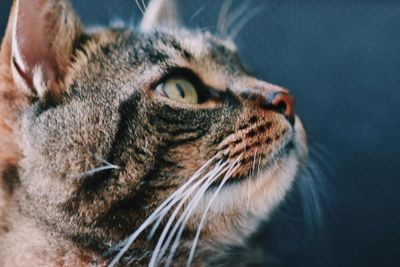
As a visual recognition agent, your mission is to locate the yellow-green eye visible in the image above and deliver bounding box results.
[155,77,198,104]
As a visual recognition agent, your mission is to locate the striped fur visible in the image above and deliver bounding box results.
[0,0,308,266]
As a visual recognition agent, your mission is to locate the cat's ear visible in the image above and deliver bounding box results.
[7,0,82,103]
[140,0,181,31]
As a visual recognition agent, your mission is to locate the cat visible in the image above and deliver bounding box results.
[0,0,308,266]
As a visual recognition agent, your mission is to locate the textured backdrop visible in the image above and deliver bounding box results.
[1,1,400,266]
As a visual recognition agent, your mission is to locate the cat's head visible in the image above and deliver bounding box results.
[0,0,307,254]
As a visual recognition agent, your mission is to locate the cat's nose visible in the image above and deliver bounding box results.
[261,92,295,125]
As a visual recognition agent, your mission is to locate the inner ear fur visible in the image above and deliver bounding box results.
[5,0,83,104]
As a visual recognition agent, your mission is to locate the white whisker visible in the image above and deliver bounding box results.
[225,0,251,37]
[161,163,233,266]
[78,166,119,178]
[229,4,266,40]
[186,158,241,267]
[217,0,234,36]
[309,144,333,176]
[149,162,228,267]
[251,150,258,177]
[190,6,205,21]
[199,26,216,32]
[301,161,324,229]
[108,155,219,267]
[147,163,221,243]
[101,159,121,168]
[141,0,147,11]
[147,157,222,240]
[134,0,145,15]
[78,160,121,178]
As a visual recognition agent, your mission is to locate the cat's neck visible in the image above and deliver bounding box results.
[0,190,253,267]
[0,210,232,267]
[0,212,204,267]
[0,195,106,267]
[0,198,200,267]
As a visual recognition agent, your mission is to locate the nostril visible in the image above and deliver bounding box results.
[262,92,295,125]
[274,100,287,115]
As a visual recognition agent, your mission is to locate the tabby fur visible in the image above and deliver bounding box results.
[0,0,307,266]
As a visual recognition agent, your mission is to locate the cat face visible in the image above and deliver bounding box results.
[0,0,307,256]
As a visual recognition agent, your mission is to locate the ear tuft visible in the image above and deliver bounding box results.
[9,0,82,103]
[140,0,181,32]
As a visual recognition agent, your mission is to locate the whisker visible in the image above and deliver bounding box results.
[225,0,251,38]
[186,158,241,267]
[141,0,147,11]
[251,150,258,177]
[160,163,234,266]
[78,166,119,178]
[297,159,326,237]
[147,162,223,243]
[199,26,216,33]
[190,6,205,21]
[309,144,334,177]
[101,159,122,170]
[149,162,229,267]
[229,4,266,40]
[257,152,262,174]
[134,0,145,15]
[108,155,219,267]
[78,160,121,178]
[147,158,223,240]
[217,0,234,37]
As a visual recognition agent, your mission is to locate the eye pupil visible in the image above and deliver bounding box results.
[154,76,198,104]
[176,83,186,98]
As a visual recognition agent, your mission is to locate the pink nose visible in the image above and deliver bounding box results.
[261,92,295,125]
[239,87,296,125]
[271,92,295,123]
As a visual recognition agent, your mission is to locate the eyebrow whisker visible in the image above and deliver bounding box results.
[77,160,121,179]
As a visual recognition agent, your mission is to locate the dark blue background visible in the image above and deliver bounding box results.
[1,1,399,266]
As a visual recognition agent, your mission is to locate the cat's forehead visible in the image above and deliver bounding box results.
[155,29,237,59]
[114,28,245,90]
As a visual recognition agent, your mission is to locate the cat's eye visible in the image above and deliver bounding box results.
[155,77,198,104]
